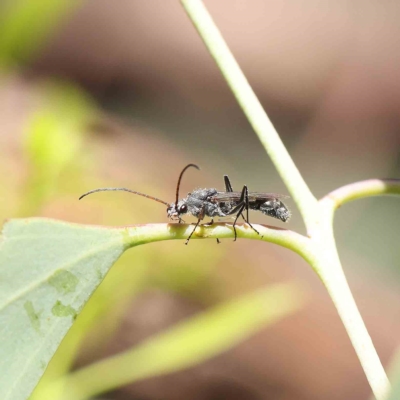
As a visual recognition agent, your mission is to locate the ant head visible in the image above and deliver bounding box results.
[167,200,188,221]
[166,163,200,221]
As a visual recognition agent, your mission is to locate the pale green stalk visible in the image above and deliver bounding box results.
[180,1,397,399]
[122,222,312,256]
[321,179,400,209]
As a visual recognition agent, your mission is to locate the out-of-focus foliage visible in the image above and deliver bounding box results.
[0,0,81,69]
[50,283,304,400]
[19,83,95,216]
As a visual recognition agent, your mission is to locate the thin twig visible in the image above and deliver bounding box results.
[322,179,400,210]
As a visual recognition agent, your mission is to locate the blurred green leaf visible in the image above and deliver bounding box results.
[24,85,87,170]
[19,82,94,216]
[0,0,81,68]
[0,218,126,400]
[52,282,304,400]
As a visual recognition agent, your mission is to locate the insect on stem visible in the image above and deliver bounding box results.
[79,164,291,244]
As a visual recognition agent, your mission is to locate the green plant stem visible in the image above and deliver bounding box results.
[39,217,390,400]
[315,178,400,399]
[321,179,400,211]
[311,209,391,399]
[123,222,312,259]
[181,0,318,228]
[180,1,394,399]
[319,258,391,399]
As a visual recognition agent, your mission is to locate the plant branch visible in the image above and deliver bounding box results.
[123,222,312,260]
[319,258,391,399]
[315,179,400,399]
[179,1,395,399]
[181,0,318,227]
[321,179,400,211]
[310,217,391,400]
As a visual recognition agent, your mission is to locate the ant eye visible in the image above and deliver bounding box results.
[179,204,187,213]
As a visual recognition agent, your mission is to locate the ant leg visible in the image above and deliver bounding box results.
[222,185,247,241]
[224,175,246,222]
[185,206,205,245]
[229,185,261,238]
[243,186,262,237]
[224,175,233,192]
[185,219,201,245]
[232,203,246,241]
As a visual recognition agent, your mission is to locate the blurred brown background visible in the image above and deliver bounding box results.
[1,0,400,399]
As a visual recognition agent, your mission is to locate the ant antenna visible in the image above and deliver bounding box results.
[175,163,200,205]
[79,187,169,206]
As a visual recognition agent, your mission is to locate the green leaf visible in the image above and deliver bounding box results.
[0,218,126,400]
[52,282,304,400]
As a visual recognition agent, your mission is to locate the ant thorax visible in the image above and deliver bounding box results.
[178,188,226,219]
